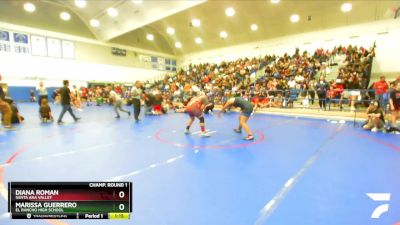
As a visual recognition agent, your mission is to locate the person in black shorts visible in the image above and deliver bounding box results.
[363,100,385,132]
[39,98,54,122]
[389,82,400,130]
[218,96,254,140]
[30,89,36,102]
[8,98,24,124]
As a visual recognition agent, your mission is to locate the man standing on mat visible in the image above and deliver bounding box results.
[218,96,254,140]
[57,80,80,124]
[109,87,131,119]
[130,81,144,122]
[184,92,210,137]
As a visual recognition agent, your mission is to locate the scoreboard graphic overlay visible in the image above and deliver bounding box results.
[8,182,132,220]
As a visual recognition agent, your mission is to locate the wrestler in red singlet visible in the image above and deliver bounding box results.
[185,95,210,137]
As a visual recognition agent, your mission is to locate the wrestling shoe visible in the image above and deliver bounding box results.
[244,135,254,141]
[200,132,210,137]
[233,128,242,133]
[4,126,16,131]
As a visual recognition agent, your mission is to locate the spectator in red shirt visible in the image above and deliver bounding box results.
[252,95,261,112]
[326,80,344,110]
[373,76,389,108]
[333,80,345,97]
[203,75,210,84]
[115,85,122,95]
[81,87,88,102]
[260,97,269,108]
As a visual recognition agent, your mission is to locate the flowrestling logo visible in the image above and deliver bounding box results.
[366,193,391,219]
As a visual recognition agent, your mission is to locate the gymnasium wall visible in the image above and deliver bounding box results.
[0,52,167,84]
[0,21,175,101]
[0,53,169,101]
[181,19,400,82]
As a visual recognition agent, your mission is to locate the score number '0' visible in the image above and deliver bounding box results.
[119,191,125,211]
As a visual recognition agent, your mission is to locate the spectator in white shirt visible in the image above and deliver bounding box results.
[36,81,48,106]
[288,77,296,89]
[130,81,144,122]
[109,87,130,119]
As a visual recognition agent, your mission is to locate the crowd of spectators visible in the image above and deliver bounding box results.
[132,44,399,132]
[1,44,399,133]
[142,44,379,112]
